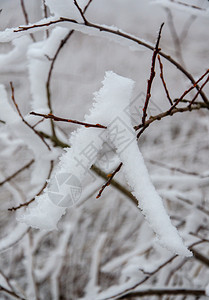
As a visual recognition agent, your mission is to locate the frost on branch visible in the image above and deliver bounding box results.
[19,71,191,257]
[28,26,69,130]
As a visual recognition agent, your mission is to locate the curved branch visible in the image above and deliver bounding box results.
[13,17,209,105]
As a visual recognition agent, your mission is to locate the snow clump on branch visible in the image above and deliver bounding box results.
[19,71,191,257]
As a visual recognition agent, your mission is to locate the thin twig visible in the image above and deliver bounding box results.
[30,112,107,128]
[44,2,92,139]
[20,0,35,42]
[149,159,208,178]
[188,74,209,108]
[83,0,94,14]
[32,117,45,129]
[0,159,35,186]
[46,30,74,138]
[135,102,208,137]
[74,0,88,24]
[42,0,49,38]
[158,55,173,105]
[10,82,51,151]
[96,163,123,198]
[168,69,209,113]
[8,161,54,211]
[13,18,77,32]
[142,23,164,125]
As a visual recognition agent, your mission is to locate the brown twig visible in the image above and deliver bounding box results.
[42,0,49,38]
[32,117,45,129]
[74,0,88,24]
[8,161,54,211]
[46,30,74,138]
[158,55,173,105]
[91,165,138,206]
[10,82,51,151]
[13,18,77,32]
[0,159,35,187]
[188,74,209,108]
[96,163,123,199]
[168,69,209,113]
[135,102,208,138]
[30,112,107,129]
[83,0,94,14]
[20,0,35,42]
[142,23,164,125]
[45,2,93,139]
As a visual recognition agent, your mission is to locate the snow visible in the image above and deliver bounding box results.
[0,17,151,54]
[94,72,191,257]
[0,36,31,72]
[0,84,49,157]
[0,223,28,253]
[0,16,58,42]
[0,84,57,188]
[28,26,69,133]
[19,71,191,257]
[0,85,20,124]
[83,234,107,299]
[18,193,66,230]
[206,283,209,296]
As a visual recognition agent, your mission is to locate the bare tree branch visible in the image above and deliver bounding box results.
[142,23,164,125]
[8,161,54,211]
[96,163,123,198]
[0,159,35,187]
[13,17,209,106]
[20,0,35,42]
[30,112,107,128]
[158,54,173,105]
[10,82,51,151]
